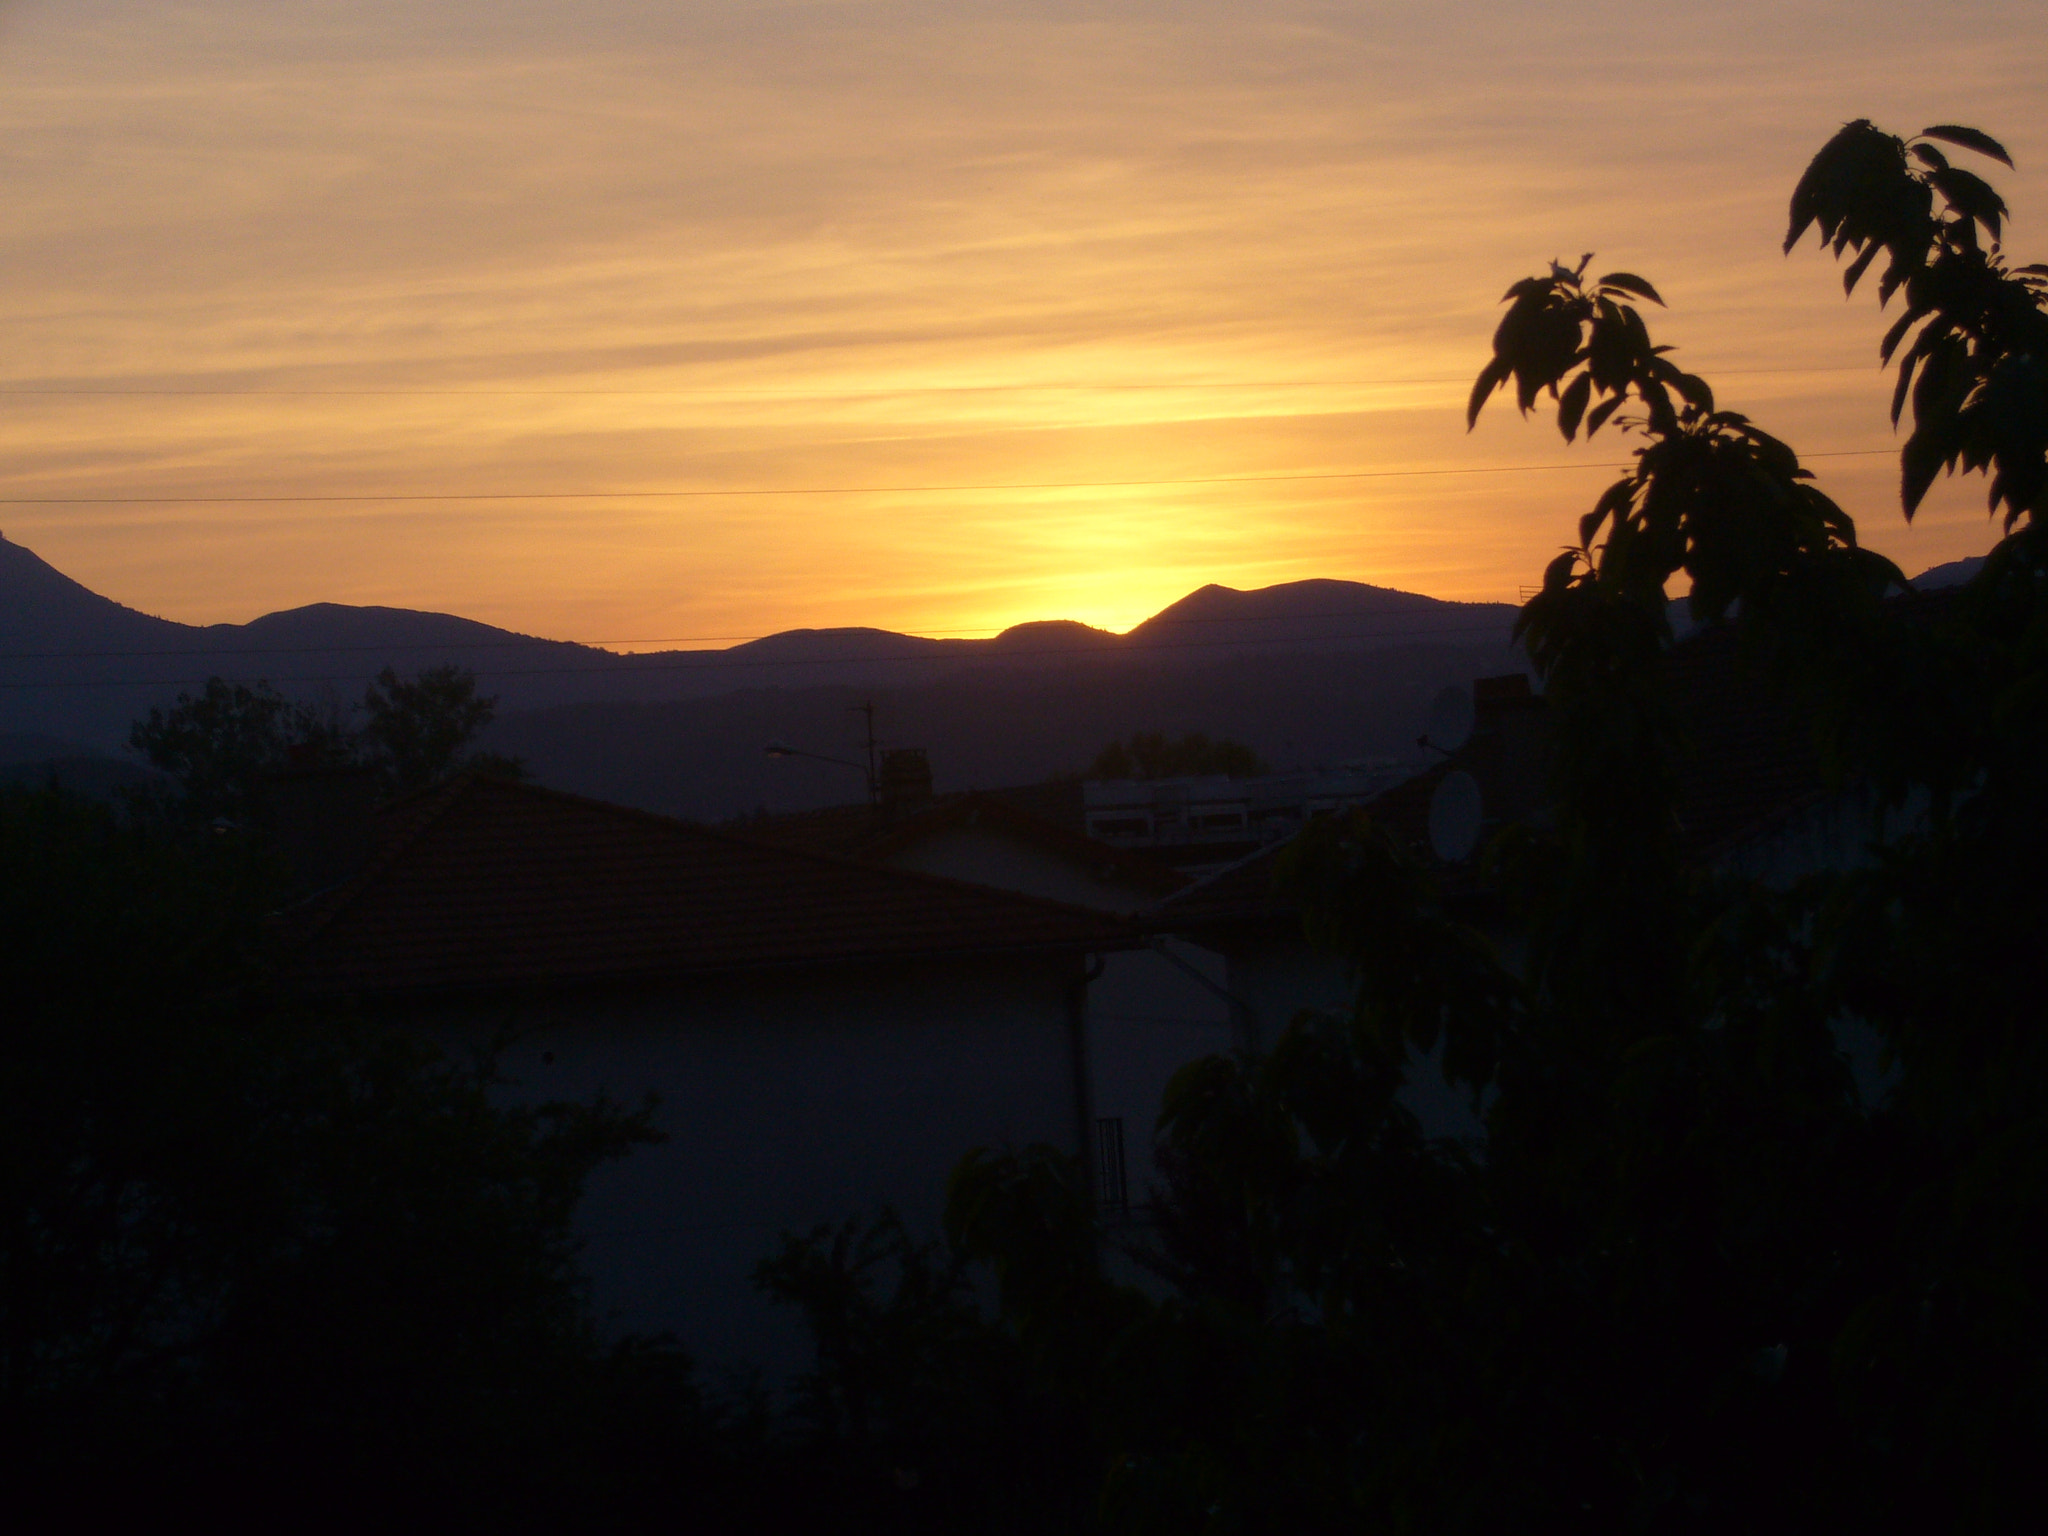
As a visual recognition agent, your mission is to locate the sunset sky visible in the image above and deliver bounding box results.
[2,1,2043,647]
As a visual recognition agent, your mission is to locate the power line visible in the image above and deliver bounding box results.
[0,606,1529,663]
[0,448,1895,505]
[0,364,1880,399]
[0,617,1526,690]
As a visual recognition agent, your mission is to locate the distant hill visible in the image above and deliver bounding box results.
[1910,555,1985,590]
[0,534,691,747]
[0,534,187,644]
[0,731,162,800]
[0,732,102,765]
[480,636,1527,821]
[1129,578,1501,653]
[0,531,1523,757]
[1,530,1993,819]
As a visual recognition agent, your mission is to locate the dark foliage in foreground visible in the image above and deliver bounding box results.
[0,790,1060,1533]
[10,117,2043,1532]
[0,790,737,1530]
[758,120,2048,1532]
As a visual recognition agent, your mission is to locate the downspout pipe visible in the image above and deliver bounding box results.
[1067,951,1106,1168]
[1146,935,1264,1047]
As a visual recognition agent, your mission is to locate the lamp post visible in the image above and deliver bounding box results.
[763,742,877,805]
[763,701,880,805]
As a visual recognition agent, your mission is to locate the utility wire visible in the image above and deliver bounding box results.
[0,608,1529,662]
[0,618,1527,690]
[0,364,1881,399]
[0,448,1895,505]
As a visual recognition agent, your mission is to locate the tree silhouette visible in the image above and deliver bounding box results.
[131,663,520,819]
[0,785,668,1525]
[129,676,343,821]
[359,662,522,795]
[761,120,2048,1532]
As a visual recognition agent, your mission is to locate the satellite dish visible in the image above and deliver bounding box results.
[1427,770,1483,863]
[1423,684,1475,755]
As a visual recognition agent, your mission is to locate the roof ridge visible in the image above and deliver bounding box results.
[446,769,712,834]
[282,773,1144,997]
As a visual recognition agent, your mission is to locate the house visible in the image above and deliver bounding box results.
[743,770,1245,1217]
[280,773,1153,1375]
[1081,760,1414,876]
[745,775,1190,917]
[1151,631,1914,1137]
[1153,778,1494,1143]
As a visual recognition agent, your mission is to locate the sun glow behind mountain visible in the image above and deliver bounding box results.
[0,0,2042,642]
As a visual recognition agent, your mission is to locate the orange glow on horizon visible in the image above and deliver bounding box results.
[0,2,2037,645]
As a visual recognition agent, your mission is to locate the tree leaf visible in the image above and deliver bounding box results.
[1929,166,2007,241]
[1900,430,1948,516]
[1671,370,1715,413]
[1877,307,1921,365]
[1584,394,1624,439]
[1891,347,1922,425]
[1917,124,2014,168]
[1842,241,1880,296]
[1557,372,1593,442]
[1466,357,1510,429]
[1596,272,1666,306]
[1786,119,1896,252]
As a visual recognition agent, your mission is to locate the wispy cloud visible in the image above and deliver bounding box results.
[0,0,2040,637]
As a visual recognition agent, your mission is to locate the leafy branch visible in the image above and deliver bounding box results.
[1788,120,2048,528]
[1468,257,1890,671]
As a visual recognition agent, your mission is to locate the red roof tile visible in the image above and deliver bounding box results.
[282,776,1138,998]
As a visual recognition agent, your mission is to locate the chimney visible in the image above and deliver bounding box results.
[877,747,933,818]
[1466,673,1549,825]
[1470,672,1532,719]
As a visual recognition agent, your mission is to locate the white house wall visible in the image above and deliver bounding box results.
[417,957,1084,1383]
[1219,935,1485,1141]
[1083,941,1236,1209]
[1715,785,1931,888]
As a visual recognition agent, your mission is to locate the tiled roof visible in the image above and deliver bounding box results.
[734,798,889,857]
[281,776,1138,998]
[982,778,1088,833]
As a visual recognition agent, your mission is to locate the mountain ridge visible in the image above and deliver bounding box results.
[10,532,1991,822]
[0,530,1522,753]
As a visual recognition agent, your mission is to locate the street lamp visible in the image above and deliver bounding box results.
[763,701,880,805]
[764,741,877,804]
